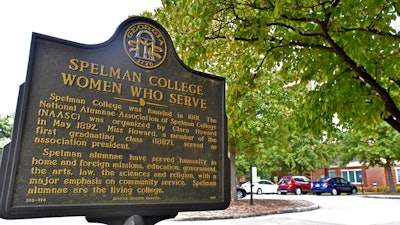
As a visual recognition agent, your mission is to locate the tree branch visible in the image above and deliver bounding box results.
[389,77,400,88]
[340,27,400,39]
[318,17,400,132]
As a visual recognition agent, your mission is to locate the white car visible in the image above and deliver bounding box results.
[241,179,278,194]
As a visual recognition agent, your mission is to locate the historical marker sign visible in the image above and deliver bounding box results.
[0,17,229,219]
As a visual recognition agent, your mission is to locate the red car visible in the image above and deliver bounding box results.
[277,175,312,195]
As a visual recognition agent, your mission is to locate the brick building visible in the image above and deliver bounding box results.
[309,160,400,191]
[240,160,400,192]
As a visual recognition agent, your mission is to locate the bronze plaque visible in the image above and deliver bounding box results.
[0,17,229,219]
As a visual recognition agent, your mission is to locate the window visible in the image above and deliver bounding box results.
[328,170,336,177]
[259,181,273,185]
[341,169,362,184]
[396,167,400,184]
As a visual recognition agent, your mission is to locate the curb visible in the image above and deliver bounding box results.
[361,195,400,199]
[173,204,319,221]
[173,195,399,221]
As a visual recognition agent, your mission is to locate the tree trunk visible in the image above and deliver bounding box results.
[385,164,396,193]
[229,142,237,201]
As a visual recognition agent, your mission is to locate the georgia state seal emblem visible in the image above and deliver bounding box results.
[123,22,167,69]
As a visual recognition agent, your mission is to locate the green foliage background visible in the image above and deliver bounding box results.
[142,0,400,186]
[0,114,13,157]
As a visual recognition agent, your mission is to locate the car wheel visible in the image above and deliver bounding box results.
[257,188,263,195]
[351,188,357,195]
[316,192,321,196]
[331,188,338,195]
[237,190,244,199]
[294,187,302,195]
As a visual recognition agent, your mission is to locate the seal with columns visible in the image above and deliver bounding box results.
[123,22,167,69]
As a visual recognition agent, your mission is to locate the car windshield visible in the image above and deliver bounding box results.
[280,177,291,182]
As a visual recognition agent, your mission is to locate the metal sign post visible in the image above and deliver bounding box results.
[249,165,253,205]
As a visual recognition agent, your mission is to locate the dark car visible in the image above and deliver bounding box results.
[277,175,312,195]
[311,177,358,195]
[236,185,247,199]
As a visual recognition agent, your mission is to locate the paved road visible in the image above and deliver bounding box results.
[158,194,400,225]
[1,194,400,225]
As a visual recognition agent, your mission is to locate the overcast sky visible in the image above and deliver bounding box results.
[0,0,162,117]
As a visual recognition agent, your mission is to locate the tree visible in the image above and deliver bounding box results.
[0,114,13,157]
[146,0,400,196]
[146,5,306,200]
[150,0,400,133]
[340,122,400,192]
[267,132,333,175]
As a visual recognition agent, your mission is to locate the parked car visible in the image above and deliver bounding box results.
[277,175,312,195]
[236,185,247,199]
[241,179,278,194]
[311,177,358,195]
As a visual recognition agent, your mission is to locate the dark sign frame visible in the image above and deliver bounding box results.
[0,17,229,220]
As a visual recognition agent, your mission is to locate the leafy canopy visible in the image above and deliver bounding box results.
[152,0,400,134]
[145,0,400,177]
